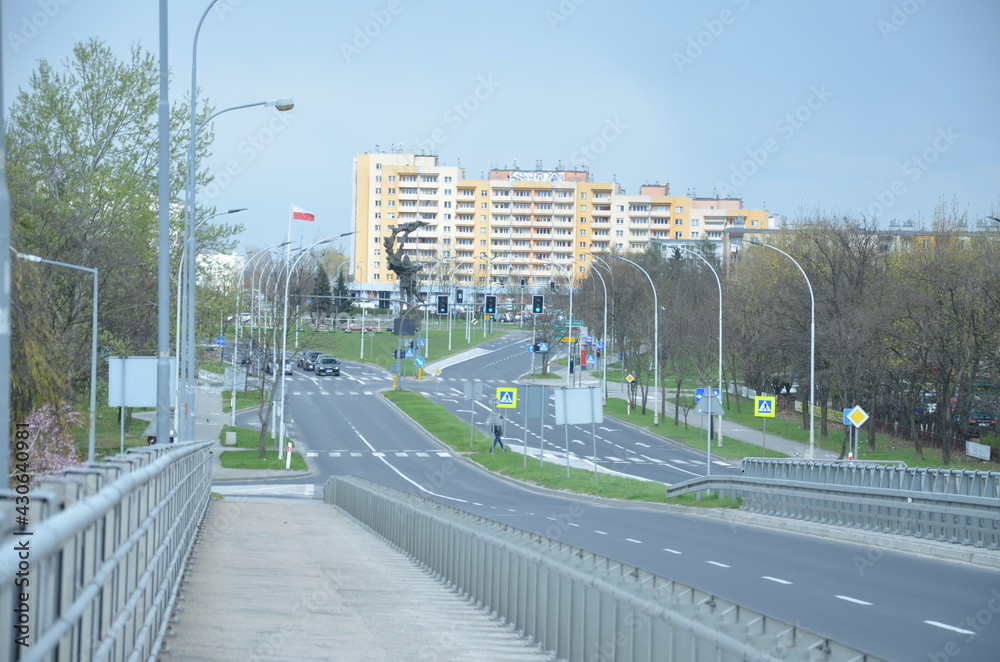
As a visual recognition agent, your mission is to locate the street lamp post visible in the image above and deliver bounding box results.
[749,240,816,459]
[278,233,354,457]
[579,256,608,402]
[182,98,293,441]
[231,241,290,426]
[611,255,659,426]
[14,252,99,463]
[676,247,724,466]
[549,261,575,388]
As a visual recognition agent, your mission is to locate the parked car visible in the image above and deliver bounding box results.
[299,350,321,371]
[284,361,294,376]
[967,410,997,429]
[315,354,341,376]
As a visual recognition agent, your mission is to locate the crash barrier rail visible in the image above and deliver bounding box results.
[0,440,214,662]
[741,458,1000,498]
[666,461,1000,550]
[325,475,886,662]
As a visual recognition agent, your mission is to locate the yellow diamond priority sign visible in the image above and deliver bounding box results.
[847,405,869,428]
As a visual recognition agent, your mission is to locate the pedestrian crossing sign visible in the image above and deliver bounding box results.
[496,387,518,409]
[754,396,776,418]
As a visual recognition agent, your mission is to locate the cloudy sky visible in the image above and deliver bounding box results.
[4,0,999,251]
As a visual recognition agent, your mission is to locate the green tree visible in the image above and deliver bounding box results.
[311,265,332,325]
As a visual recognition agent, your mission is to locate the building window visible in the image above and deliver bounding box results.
[579,241,587,248]
[674,232,682,239]
[579,229,587,236]
[374,200,381,206]
[580,216,587,223]
[691,219,699,226]
[388,188,395,194]
[375,175,382,182]
[375,187,382,194]
[388,175,396,182]
[580,204,587,211]
[374,213,381,220]
[615,230,624,237]
[374,224,381,231]
[675,206,684,213]
[616,217,624,224]
[375,163,382,170]
[580,192,587,199]
[445,176,452,182]
[675,218,683,225]
[373,273,380,280]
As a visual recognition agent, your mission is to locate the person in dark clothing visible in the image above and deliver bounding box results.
[491,417,506,452]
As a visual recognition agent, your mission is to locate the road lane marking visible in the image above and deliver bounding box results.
[924,621,975,635]
[707,561,730,568]
[835,595,873,606]
[625,538,642,544]
[663,548,682,554]
[763,576,793,585]
[595,530,608,535]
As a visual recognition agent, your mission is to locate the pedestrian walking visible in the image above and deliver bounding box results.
[491,417,506,453]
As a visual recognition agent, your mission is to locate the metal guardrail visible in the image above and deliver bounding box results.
[668,460,1000,549]
[741,458,1000,497]
[325,475,887,662]
[0,440,214,662]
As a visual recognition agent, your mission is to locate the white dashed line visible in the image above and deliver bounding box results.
[663,548,682,555]
[625,538,643,544]
[836,595,873,606]
[924,621,975,635]
[707,561,730,568]
[762,576,793,585]
[594,530,608,535]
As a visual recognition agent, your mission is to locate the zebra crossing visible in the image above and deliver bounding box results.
[304,450,455,458]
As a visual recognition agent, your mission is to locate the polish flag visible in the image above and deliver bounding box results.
[291,205,315,222]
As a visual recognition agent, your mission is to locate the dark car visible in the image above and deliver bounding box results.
[299,350,321,371]
[315,354,341,376]
[967,410,997,429]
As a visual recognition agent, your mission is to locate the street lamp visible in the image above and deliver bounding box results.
[182,99,293,441]
[278,232,355,457]
[578,256,608,403]
[13,251,99,463]
[611,255,659,426]
[676,247,723,468]
[230,241,291,426]
[175,208,246,433]
[749,240,816,459]
[549,260,575,388]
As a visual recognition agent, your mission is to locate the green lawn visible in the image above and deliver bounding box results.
[222,389,267,413]
[219,448,308,470]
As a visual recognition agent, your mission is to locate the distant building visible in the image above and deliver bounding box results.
[351,151,771,298]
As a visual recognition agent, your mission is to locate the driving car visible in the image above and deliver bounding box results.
[315,354,341,376]
[299,350,321,371]
[284,360,294,376]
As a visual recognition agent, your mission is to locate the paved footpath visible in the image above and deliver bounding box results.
[165,384,547,661]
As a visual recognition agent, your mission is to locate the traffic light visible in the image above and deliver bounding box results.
[549,281,556,292]
[485,295,497,315]
[436,295,448,314]
[455,288,464,304]
[532,295,544,314]
[596,348,602,358]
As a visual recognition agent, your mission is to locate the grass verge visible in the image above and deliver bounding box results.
[219,449,308,470]
[382,389,739,507]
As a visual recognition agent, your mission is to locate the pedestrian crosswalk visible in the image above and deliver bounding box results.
[304,450,454,458]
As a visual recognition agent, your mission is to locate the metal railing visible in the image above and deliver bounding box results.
[0,440,213,662]
[325,475,886,662]
[667,460,1000,549]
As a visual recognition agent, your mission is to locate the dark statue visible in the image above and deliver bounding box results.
[383,220,428,309]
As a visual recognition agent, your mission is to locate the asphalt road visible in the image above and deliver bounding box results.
[225,334,1000,662]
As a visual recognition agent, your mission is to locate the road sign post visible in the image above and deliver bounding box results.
[755,396,776,457]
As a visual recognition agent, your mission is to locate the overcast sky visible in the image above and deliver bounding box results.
[4,0,999,252]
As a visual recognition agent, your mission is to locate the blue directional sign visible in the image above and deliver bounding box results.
[414,356,426,368]
[416,338,426,348]
[404,348,415,358]
[584,335,594,344]
[596,340,605,350]
[526,344,535,353]
[215,336,226,347]
[694,388,706,402]
[538,342,549,353]
[712,388,722,399]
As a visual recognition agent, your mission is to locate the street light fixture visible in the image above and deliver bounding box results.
[611,255,659,426]
[578,256,608,403]
[676,247,723,470]
[748,240,816,459]
[549,261,575,388]
[278,232,355,457]
[13,251,99,463]
[175,207,246,433]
